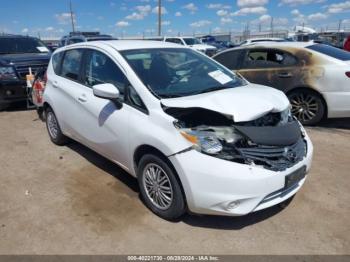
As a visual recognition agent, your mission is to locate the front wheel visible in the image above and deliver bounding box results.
[288,90,325,125]
[137,154,186,220]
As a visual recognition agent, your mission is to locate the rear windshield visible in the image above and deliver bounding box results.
[0,37,49,54]
[307,44,350,61]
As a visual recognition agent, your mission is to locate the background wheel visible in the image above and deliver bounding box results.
[137,154,185,220]
[45,107,69,145]
[288,89,325,125]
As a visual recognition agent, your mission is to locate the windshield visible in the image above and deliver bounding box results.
[183,38,201,45]
[121,48,246,98]
[307,44,350,61]
[0,37,49,54]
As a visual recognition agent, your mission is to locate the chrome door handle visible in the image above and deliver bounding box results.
[52,81,60,88]
[278,73,293,78]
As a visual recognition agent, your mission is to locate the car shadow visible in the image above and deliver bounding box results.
[66,140,286,229]
[317,118,350,130]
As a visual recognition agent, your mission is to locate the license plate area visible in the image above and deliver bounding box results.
[285,166,306,190]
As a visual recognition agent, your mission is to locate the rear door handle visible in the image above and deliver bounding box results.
[77,95,87,103]
[278,72,293,78]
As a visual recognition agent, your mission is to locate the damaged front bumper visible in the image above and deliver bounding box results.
[168,132,313,216]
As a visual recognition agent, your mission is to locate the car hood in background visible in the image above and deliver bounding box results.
[161,84,289,122]
[0,53,51,66]
[190,44,217,50]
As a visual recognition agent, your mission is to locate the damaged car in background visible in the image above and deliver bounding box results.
[43,40,313,220]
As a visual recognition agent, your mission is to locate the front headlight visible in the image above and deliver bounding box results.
[180,130,223,155]
[280,106,292,124]
[0,66,18,80]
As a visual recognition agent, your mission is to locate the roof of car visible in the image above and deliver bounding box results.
[64,40,186,51]
[235,41,314,50]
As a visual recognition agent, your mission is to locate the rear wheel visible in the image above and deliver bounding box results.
[137,154,185,220]
[288,89,325,125]
[45,107,69,145]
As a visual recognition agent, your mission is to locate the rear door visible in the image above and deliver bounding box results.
[238,48,300,92]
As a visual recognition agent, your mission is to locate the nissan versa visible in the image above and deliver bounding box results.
[43,41,313,220]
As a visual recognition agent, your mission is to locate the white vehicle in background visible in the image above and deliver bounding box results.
[43,40,313,220]
[164,36,217,56]
[239,37,287,46]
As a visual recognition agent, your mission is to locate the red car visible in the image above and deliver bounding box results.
[344,36,350,52]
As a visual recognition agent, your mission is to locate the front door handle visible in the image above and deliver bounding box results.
[77,95,87,103]
[52,81,60,88]
[278,72,293,78]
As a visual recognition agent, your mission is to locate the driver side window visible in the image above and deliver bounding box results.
[84,50,128,98]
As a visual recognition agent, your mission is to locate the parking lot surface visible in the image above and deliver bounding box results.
[0,107,349,255]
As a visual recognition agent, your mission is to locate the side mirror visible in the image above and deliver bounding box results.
[93,83,120,100]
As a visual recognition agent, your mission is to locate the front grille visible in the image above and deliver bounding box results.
[236,138,307,171]
[15,63,48,79]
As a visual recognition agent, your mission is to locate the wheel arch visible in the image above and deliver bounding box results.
[133,144,188,207]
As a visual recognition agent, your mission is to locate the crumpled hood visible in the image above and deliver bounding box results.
[161,84,290,122]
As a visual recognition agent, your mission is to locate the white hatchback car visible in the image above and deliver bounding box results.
[44,40,313,220]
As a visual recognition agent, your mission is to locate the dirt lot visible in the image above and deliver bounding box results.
[0,106,349,255]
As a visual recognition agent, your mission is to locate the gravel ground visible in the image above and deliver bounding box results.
[0,106,349,255]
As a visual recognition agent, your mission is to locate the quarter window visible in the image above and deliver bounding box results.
[61,49,83,81]
[84,50,128,96]
[52,51,64,75]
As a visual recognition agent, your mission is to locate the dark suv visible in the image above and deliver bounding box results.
[0,35,51,110]
[59,32,116,47]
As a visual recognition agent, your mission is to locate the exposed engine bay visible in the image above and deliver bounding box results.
[164,106,307,171]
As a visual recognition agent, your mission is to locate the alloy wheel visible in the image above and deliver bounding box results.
[47,111,59,139]
[142,163,173,210]
[290,92,319,123]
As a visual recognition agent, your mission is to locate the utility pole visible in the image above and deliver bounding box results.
[158,0,162,36]
[270,17,274,37]
[70,0,76,33]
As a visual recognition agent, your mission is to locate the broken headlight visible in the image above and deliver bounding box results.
[180,130,223,155]
[280,107,292,125]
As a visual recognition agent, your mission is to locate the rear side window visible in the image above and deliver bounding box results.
[214,50,242,70]
[83,50,128,96]
[243,49,297,68]
[307,44,350,61]
[52,51,64,75]
[61,49,83,81]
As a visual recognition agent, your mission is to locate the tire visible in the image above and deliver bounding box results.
[288,89,325,125]
[137,154,186,220]
[45,107,69,146]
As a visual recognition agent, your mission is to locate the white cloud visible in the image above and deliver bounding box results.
[190,20,212,27]
[232,6,267,16]
[45,26,54,31]
[217,10,228,16]
[116,21,130,27]
[55,13,75,25]
[237,0,269,7]
[259,14,271,23]
[308,12,328,20]
[221,17,233,24]
[207,3,231,9]
[175,11,182,16]
[183,3,198,14]
[327,1,350,13]
[135,5,151,15]
[22,28,29,33]
[279,0,326,6]
[152,6,168,14]
[126,12,145,20]
[291,9,301,16]
[161,20,171,26]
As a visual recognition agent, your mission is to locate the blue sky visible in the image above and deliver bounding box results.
[0,0,349,38]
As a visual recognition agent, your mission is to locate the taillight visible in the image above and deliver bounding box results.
[346,72,350,78]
